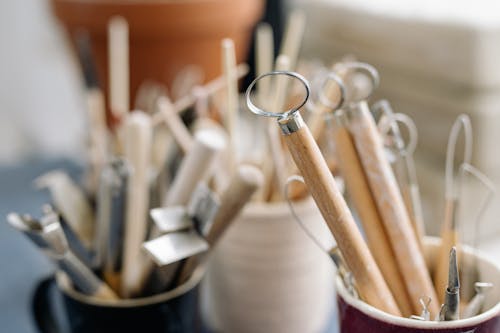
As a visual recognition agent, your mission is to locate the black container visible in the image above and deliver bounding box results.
[32,269,204,333]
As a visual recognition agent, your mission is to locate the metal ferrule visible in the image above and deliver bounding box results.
[278,112,305,135]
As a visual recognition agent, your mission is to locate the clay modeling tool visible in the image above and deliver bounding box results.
[121,111,153,298]
[462,282,494,318]
[343,62,438,316]
[247,71,401,316]
[108,16,129,119]
[434,115,472,303]
[8,208,117,300]
[438,247,460,321]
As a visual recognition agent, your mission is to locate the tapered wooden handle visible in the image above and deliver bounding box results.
[349,104,439,316]
[157,96,193,154]
[281,115,401,316]
[333,122,413,316]
[166,128,226,206]
[121,111,152,297]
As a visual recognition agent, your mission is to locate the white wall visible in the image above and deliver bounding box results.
[0,0,86,165]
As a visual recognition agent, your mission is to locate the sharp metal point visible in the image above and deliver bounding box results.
[448,247,459,293]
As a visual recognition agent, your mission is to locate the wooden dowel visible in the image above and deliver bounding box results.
[121,111,152,298]
[256,23,274,106]
[279,9,306,71]
[165,128,226,206]
[151,64,249,125]
[108,16,129,119]
[221,39,239,168]
[177,164,263,283]
[280,113,401,316]
[348,103,438,316]
[331,114,413,316]
[156,96,194,154]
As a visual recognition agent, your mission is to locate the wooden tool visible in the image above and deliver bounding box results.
[165,128,226,207]
[246,71,401,316]
[221,38,239,169]
[108,16,129,119]
[156,96,193,154]
[177,164,264,284]
[256,23,274,106]
[434,115,472,304]
[330,110,413,316]
[121,111,152,298]
[279,9,306,71]
[344,63,438,316]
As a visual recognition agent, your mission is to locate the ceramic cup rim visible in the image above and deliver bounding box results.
[335,237,500,329]
[56,264,205,308]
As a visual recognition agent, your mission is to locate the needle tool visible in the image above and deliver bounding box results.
[343,62,438,316]
[247,71,401,316]
[439,247,460,321]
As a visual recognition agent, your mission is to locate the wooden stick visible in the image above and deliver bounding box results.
[177,164,263,284]
[331,112,413,316]
[348,102,438,316]
[165,128,226,206]
[279,113,401,316]
[279,9,306,71]
[156,96,193,154]
[121,111,152,298]
[256,23,274,106]
[108,16,129,119]
[221,39,239,169]
[151,64,249,125]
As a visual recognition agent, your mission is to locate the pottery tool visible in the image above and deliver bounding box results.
[285,175,359,299]
[95,158,128,291]
[247,71,401,316]
[434,115,472,304]
[374,102,425,251]
[34,170,95,251]
[156,96,193,154]
[256,22,274,106]
[410,297,432,321]
[151,63,249,126]
[438,247,460,321]
[176,164,264,284]
[344,62,438,316]
[165,127,226,207]
[134,81,167,114]
[108,16,129,119]
[170,65,204,102]
[264,55,291,201]
[462,282,494,318]
[8,208,118,300]
[456,163,495,301]
[75,31,108,195]
[221,38,239,168]
[279,9,306,71]
[121,111,153,298]
[318,73,413,316]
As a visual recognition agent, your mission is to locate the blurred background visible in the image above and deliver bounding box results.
[2,0,500,331]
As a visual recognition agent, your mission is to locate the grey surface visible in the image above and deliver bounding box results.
[0,159,81,333]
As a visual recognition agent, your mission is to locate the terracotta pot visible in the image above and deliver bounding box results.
[51,0,264,117]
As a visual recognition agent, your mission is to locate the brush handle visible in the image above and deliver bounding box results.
[280,113,401,316]
[165,128,226,207]
[349,103,439,316]
[121,112,152,298]
[332,117,413,316]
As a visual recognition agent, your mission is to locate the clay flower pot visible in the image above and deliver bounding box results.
[51,0,264,108]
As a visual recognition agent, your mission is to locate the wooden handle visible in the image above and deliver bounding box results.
[434,199,458,304]
[333,120,413,316]
[157,96,193,154]
[108,16,129,118]
[177,164,263,284]
[121,112,152,297]
[349,104,439,316]
[222,39,239,167]
[165,128,226,206]
[279,9,306,70]
[256,23,274,106]
[282,115,401,316]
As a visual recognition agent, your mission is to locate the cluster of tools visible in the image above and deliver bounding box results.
[5,7,497,323]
